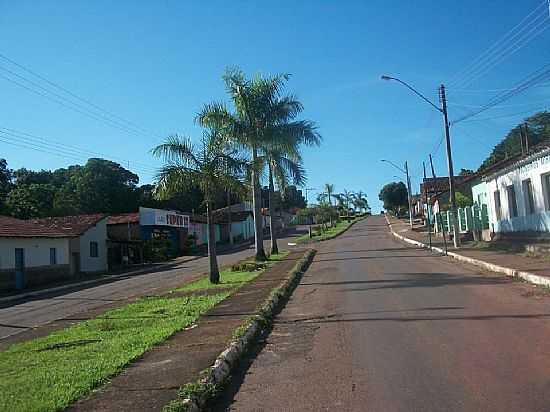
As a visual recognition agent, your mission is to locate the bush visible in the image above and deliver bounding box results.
[231,262,267,272]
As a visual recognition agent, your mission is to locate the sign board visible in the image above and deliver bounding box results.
[139,207,190,228]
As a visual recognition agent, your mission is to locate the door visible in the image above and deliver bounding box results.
[14,248,25,290]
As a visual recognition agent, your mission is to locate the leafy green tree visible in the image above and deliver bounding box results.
[57,159,140,214]
[455,191,473,208]
[379,182,408,214]
[6,183,57,218]
[479,111,550,170]
[0,159,12,213]
[281,185,306,209]
[152,131,245,283]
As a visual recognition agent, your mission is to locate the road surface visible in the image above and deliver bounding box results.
[216,216,550,412]
[0,231,302,341]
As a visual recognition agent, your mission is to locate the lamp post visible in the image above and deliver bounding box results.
[381,159,413,228]
[381,75,460,248]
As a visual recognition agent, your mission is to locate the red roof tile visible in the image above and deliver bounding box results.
[0,216,67,238]
[107,212,140,225]
[0,214,106,238]
[31,214,107,236]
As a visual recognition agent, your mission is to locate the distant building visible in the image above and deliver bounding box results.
[0,214,108,291]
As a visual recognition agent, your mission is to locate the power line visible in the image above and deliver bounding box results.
[446,81,550,94]
[0,126,158,173]
[452,61,550,124]
[448,1,550,88]
[0,56,164,142]
[448,98,550,109]
[455,15,550,88]
[0,129,158,177]
[0,52,161,139]
[457,106,549,123]
[0,72,156,141]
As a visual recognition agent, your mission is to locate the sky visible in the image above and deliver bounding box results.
[1,0,549,212]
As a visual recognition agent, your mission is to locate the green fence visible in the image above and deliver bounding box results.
[434,204,489,233]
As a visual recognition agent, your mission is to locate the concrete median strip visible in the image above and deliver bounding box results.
[385,217,550,288]
[164,248,317,412]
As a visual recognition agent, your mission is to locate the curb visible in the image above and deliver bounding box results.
[385,216,550,288]
[0,261,182,304]
[165,248,317,412]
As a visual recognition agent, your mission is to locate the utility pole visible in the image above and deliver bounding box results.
[439,84,460,248]
[405,161,413,228]
[423,161,432,248]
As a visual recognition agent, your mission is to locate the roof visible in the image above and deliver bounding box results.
[0,216,68,238]
[0,214,107,238]
[107,212,140,225]
[31,214,107,237]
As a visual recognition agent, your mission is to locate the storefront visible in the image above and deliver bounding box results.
[138,207,190,255]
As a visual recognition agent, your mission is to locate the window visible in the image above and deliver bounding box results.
[542,173,550,211]
[90,241,99,258]
[522,179,535,215]
[50,248,57,265]
[494,190,502,221]
[507,185,518,218]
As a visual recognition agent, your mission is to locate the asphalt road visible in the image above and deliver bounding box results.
[0,231,302,341]
[216,216,550,412]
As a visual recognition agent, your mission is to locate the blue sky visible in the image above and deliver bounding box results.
[1,0,549,211]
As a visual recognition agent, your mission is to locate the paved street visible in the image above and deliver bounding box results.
[217,216,550,412]
[0,232,302,341]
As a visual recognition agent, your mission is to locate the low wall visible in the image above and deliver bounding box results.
[0,265,71,292]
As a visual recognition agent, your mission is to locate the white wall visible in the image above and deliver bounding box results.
[486,150,550,233]
[78,218,108,273]
[0,237,69,270]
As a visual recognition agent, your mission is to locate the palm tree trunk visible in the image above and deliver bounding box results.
[206,201,220,283]
[251,146,267,261]
[268,165,279,255]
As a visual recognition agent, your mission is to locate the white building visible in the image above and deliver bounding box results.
[473,144,550,234]
[0,214,108,291]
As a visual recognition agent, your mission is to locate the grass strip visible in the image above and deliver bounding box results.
[0,293,230,412]
[174,251,289,293]
[296,217,363,243]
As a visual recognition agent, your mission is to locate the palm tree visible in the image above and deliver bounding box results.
[339,189,354,217]
[261,95,321,255]
[152,130,245,283]
[354,191,369,214]
[198,67,320,261]
[324,184,335,207]
[264,149,305,255]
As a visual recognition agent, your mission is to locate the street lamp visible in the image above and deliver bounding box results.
[381,75,460,248]
[381,159,413,228]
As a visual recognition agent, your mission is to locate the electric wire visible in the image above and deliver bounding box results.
[448,1,549,88]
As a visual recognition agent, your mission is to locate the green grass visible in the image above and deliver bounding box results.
[0,293,230,412]
[296,217,362,243]
[175,251,289,293]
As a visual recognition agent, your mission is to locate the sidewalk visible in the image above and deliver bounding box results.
[0,254,201,305]
[66,250,304,412]
[387,215,550,286]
